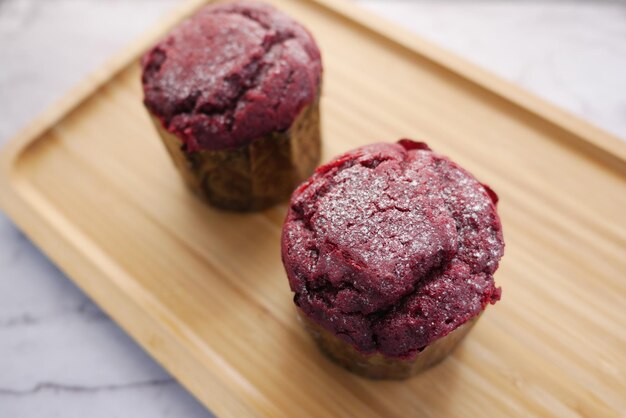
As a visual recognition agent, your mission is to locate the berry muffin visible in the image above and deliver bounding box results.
[142,1,322,211]
[281,140,504,379]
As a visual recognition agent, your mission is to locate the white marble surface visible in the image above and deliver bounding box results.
[1,1,625,416]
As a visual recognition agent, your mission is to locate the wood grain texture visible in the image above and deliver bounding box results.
[1,0,625,416]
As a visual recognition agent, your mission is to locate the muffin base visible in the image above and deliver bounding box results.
[151,97,320,211]
[298,309,480,379]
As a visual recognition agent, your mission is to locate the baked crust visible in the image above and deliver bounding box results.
[152,96,320,211]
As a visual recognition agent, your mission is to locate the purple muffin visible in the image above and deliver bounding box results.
[142,1,322,211]
[281,140,504,379]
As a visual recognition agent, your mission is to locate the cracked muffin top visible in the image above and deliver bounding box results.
[282,140,504,359]
[141,1,322,152]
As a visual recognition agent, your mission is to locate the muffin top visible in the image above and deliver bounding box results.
[141,1,322,152]
[282,140,504,358]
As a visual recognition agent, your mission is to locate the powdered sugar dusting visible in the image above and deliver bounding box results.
[142,2,322,151]
[282,140,504,358]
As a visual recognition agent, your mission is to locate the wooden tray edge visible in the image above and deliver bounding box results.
[312,0,626,171]
[1,0,625,177]
[0,0,625,416]
[0,1,270,416]
[0,182,266,418]
[0,0,207,184]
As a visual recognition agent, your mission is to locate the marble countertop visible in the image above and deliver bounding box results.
[1,1,624,416]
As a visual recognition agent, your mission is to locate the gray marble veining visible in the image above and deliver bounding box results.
[1,1,625,417]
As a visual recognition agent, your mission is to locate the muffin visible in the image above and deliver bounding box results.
[281,140,504,379]
[141,1,322,211]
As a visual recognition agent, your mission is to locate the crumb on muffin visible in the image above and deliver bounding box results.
[282,140,504,359]
[142,1,322,152]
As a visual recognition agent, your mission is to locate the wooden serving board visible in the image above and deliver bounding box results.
[1,0,625,416]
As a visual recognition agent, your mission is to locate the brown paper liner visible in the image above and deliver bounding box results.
[150,97,321,211]
[298,309,480,379]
